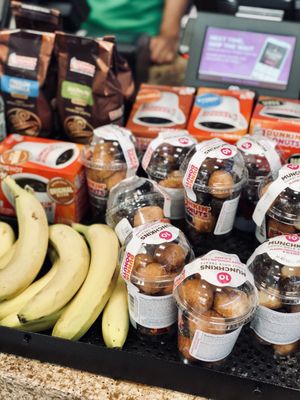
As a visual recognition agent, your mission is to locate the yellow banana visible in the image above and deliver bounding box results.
[18,224,90,323]
[0,307,65,332]
[0,260,58,320]
[102,273,129,348]
[0,242,16,270]
[0,177,48,301]
[0,222,15,258]
[52,224,119,341]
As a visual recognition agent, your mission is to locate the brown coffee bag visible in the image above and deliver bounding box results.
[55,33,124,143]
[11,1,62,32]
[0,29,55,137]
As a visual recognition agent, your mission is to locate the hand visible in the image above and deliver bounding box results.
[150,34,178,65]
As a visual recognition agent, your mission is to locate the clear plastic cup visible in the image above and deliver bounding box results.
[80,125,138,221]
[142,130,197,220]
[253,164,300,243]
[180,139,247,247]
[120,221,194,339]
[106,176,171,244]
[235,135,283,233]
[173,250,257,364]
[247,234,300,356]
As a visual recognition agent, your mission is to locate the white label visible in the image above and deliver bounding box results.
[255,217,267,243]
[121,222,179,281]
[127,284,177,329]
[115,218,133,245]
[247,234,300,267]
[70,57,95,77]
[8,53,37,71]
[214,196,240,235]
[250,306,300,344]
[253,164,300,227]
[151,180,172,218]
[160,186,184,220]
[142,130,196,170]
[174,250,253,289]
[189,327,242,362]
[92,125,139,177]
[183,139,237,201]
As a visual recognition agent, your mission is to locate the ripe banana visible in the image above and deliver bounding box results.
[18,224,90,323]
[52,223,119,341]
[0,222,15,258]
[102,273,129,348]
[0,177,48,301]
[0,307,65,332]
[0,242,16,270]
[0,260,58,320]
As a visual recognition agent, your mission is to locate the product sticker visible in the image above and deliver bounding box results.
[237,135,281,176]
[86,178,107,199]
[189,327,242,362]
[142,129,196,170]
[121,222,179,281]
[93,125,139,177]
[127,283,177,329]
[151,180,172,218]
[183,138,237,202]
[115,218,133,245]
[174,250,253,290]
[214,196,240,235]
[252,164,300,227]
[1,75,39,98]
[255,217,267,243]
[250,306,300,344]
[159,186,184,220]
[247,234,300,268]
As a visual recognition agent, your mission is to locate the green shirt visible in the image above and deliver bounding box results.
[83,0,164,39]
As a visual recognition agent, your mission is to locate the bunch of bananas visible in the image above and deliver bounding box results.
[0,176,129,348]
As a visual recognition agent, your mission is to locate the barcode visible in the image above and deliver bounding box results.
[129,294,136,317]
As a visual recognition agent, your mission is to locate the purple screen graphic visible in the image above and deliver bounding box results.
[198,27,296,90]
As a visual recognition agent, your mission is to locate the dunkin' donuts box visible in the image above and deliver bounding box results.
[126,84,195,151]
[187,88,255,144]
[249,96,300,162]
[0,134,87,223]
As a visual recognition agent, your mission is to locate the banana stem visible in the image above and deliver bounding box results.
[2,176,22,197]
[72,223,89,236]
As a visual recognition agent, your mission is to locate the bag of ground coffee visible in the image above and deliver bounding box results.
[0,29,55,137]
[11,1,62,32]
[55,33,124,144]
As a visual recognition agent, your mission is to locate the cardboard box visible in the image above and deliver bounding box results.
[187,88,255,144]
[249,96,300,161]
[0,134,88,224]
[126,84,195,151]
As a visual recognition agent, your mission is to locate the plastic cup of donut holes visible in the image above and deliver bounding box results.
[81,140,128,219]
[174,271,256,365]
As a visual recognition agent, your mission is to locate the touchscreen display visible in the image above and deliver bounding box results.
[198,27,296,90]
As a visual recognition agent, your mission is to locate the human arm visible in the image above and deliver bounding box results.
[150,0,189,64]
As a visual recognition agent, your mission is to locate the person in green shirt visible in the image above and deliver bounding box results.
[83,0,189,64]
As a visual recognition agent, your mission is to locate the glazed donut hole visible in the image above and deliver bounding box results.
[188,310,226,335]
[153,243,187,272]
[213,287,250,319]
[192,213,215,233]
[178,276,214,313]
[273,341,300,357]
[208,170,235,199]
[178,334,194,362]
[134,261,166,295]
[159,170,183,189]
[133,206,165,227]
[258,289,282,310]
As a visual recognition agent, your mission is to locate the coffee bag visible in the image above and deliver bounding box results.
[55,33,124,143]
[0,29,55,137]
[11,1,62,32]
